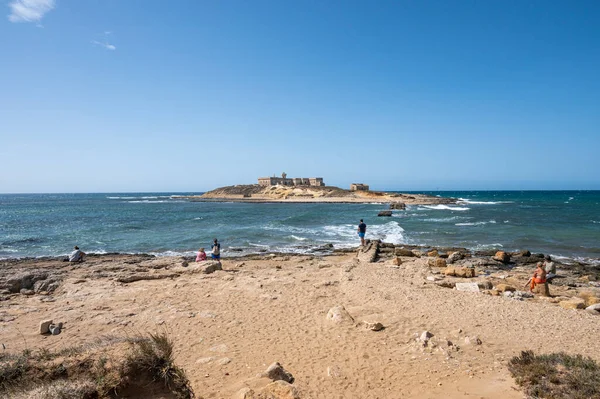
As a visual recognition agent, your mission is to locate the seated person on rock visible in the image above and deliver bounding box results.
[196,247,207,262]
[528,262,549,296]
[544,255,557,281]
[68,246,86,262]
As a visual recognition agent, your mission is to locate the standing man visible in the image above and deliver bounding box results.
[211,238,221,261]
[357,219,367,246]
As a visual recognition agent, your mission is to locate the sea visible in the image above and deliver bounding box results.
[1,191,599,265]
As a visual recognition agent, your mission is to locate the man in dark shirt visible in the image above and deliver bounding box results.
[357,219,367,246]
[211,238,221,260]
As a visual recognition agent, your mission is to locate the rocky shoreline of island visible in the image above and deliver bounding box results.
[177,184,457,205]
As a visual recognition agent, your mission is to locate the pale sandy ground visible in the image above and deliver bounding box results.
[2,253,600,398]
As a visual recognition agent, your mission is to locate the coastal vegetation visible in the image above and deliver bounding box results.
[0,333,195,398]
[509,350,600,399]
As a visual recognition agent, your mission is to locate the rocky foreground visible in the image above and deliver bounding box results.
[181,184,457,204]
[1,245,600,398]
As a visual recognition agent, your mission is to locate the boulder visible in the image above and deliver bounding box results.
[465,336,482,345]
[326,305,353,324]
[377,211,392,217]
[455,283,480,292]
[389,202,406,210]
[427,250,439,257]
[517,250,531,257]
[195,260,222,274]
[363,321,384,331]
[444,267,475,278]
[477,281,493,290]
[420,331,434,342]
[429,258,447,268]
[495,284,516,293]
[586,303,600,315]
[447,252,464,264]
[493,251,511,263]
[264,362,295,383]
[394,248,415,257]
[533,282,550,297]
[261,381,301,399]
[40,319,53,335]
[559,299,586,310]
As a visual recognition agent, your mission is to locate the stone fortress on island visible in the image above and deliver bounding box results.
[258,173,325,187]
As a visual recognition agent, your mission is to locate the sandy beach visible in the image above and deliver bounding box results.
[2,244,599,398]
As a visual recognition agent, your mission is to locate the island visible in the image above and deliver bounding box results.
[179,173,457,205]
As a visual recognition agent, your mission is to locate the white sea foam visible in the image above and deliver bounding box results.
[456,220,496,226]
[289,235,307,241]
[473,243,504,250]
[592,220,599,224]
[422,205,470,211]
[107,196,137,200]
[457,198,513,205]
[368,221,406,244]
[421,216,465,222]
[127,200,182,203]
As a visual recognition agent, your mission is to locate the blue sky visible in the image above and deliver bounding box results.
[1,0,599,193]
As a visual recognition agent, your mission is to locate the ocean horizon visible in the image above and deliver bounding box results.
[1,190,599,265]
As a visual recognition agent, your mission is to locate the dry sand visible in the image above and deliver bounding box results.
[1,251,600,398]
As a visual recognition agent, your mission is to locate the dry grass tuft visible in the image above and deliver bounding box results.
[509,350,600,399]
[0,332,195,399]
[125,332,195,398]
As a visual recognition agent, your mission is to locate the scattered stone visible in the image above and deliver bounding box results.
[363,321,384,331]
[455,283,480,292]
[586,303,600,315]
[429,258,447,268]
[327,365,343,378]
[196,357,215,364]
[394,248,416,257]
[477,281,493,290]
[264,362,295,383]
[377,211,392,217]
[493,251,510,263]
[426,275,441,282]
[447,252,464,264]
[218,357,232,365]
[20,289,34,296]
[39,319,53,335]
[390,202,406,210]
[517,250,531,257]
[444,267,475,278]
[261,381,300,399]
[326,305,353,324]
[465,336,482,345]
[559,298,586,310]
[420,331,433,342]
[495,284,516,293]
[393,257,403,266]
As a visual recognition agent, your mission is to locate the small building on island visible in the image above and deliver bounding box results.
[258,173,325,187]
[350,183,369,191]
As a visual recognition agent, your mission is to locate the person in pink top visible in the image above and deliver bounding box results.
[196,247,207,262]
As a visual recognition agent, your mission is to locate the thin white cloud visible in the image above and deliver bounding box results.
[8,0,55,23]
[92,40,116,51]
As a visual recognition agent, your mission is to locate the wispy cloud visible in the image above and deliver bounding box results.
[92,31,116,51]
[92,40,116,51]
[8,0,55,23]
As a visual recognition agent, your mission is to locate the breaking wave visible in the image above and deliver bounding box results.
[421,205,470,211]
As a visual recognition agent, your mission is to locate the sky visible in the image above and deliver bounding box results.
[1,0,599,193]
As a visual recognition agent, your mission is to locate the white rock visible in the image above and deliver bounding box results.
[39,319,52,335]
[420,331,434,342]
[326,305,353,324]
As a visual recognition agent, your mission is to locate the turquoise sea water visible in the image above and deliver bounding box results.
[1,191,599,264]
